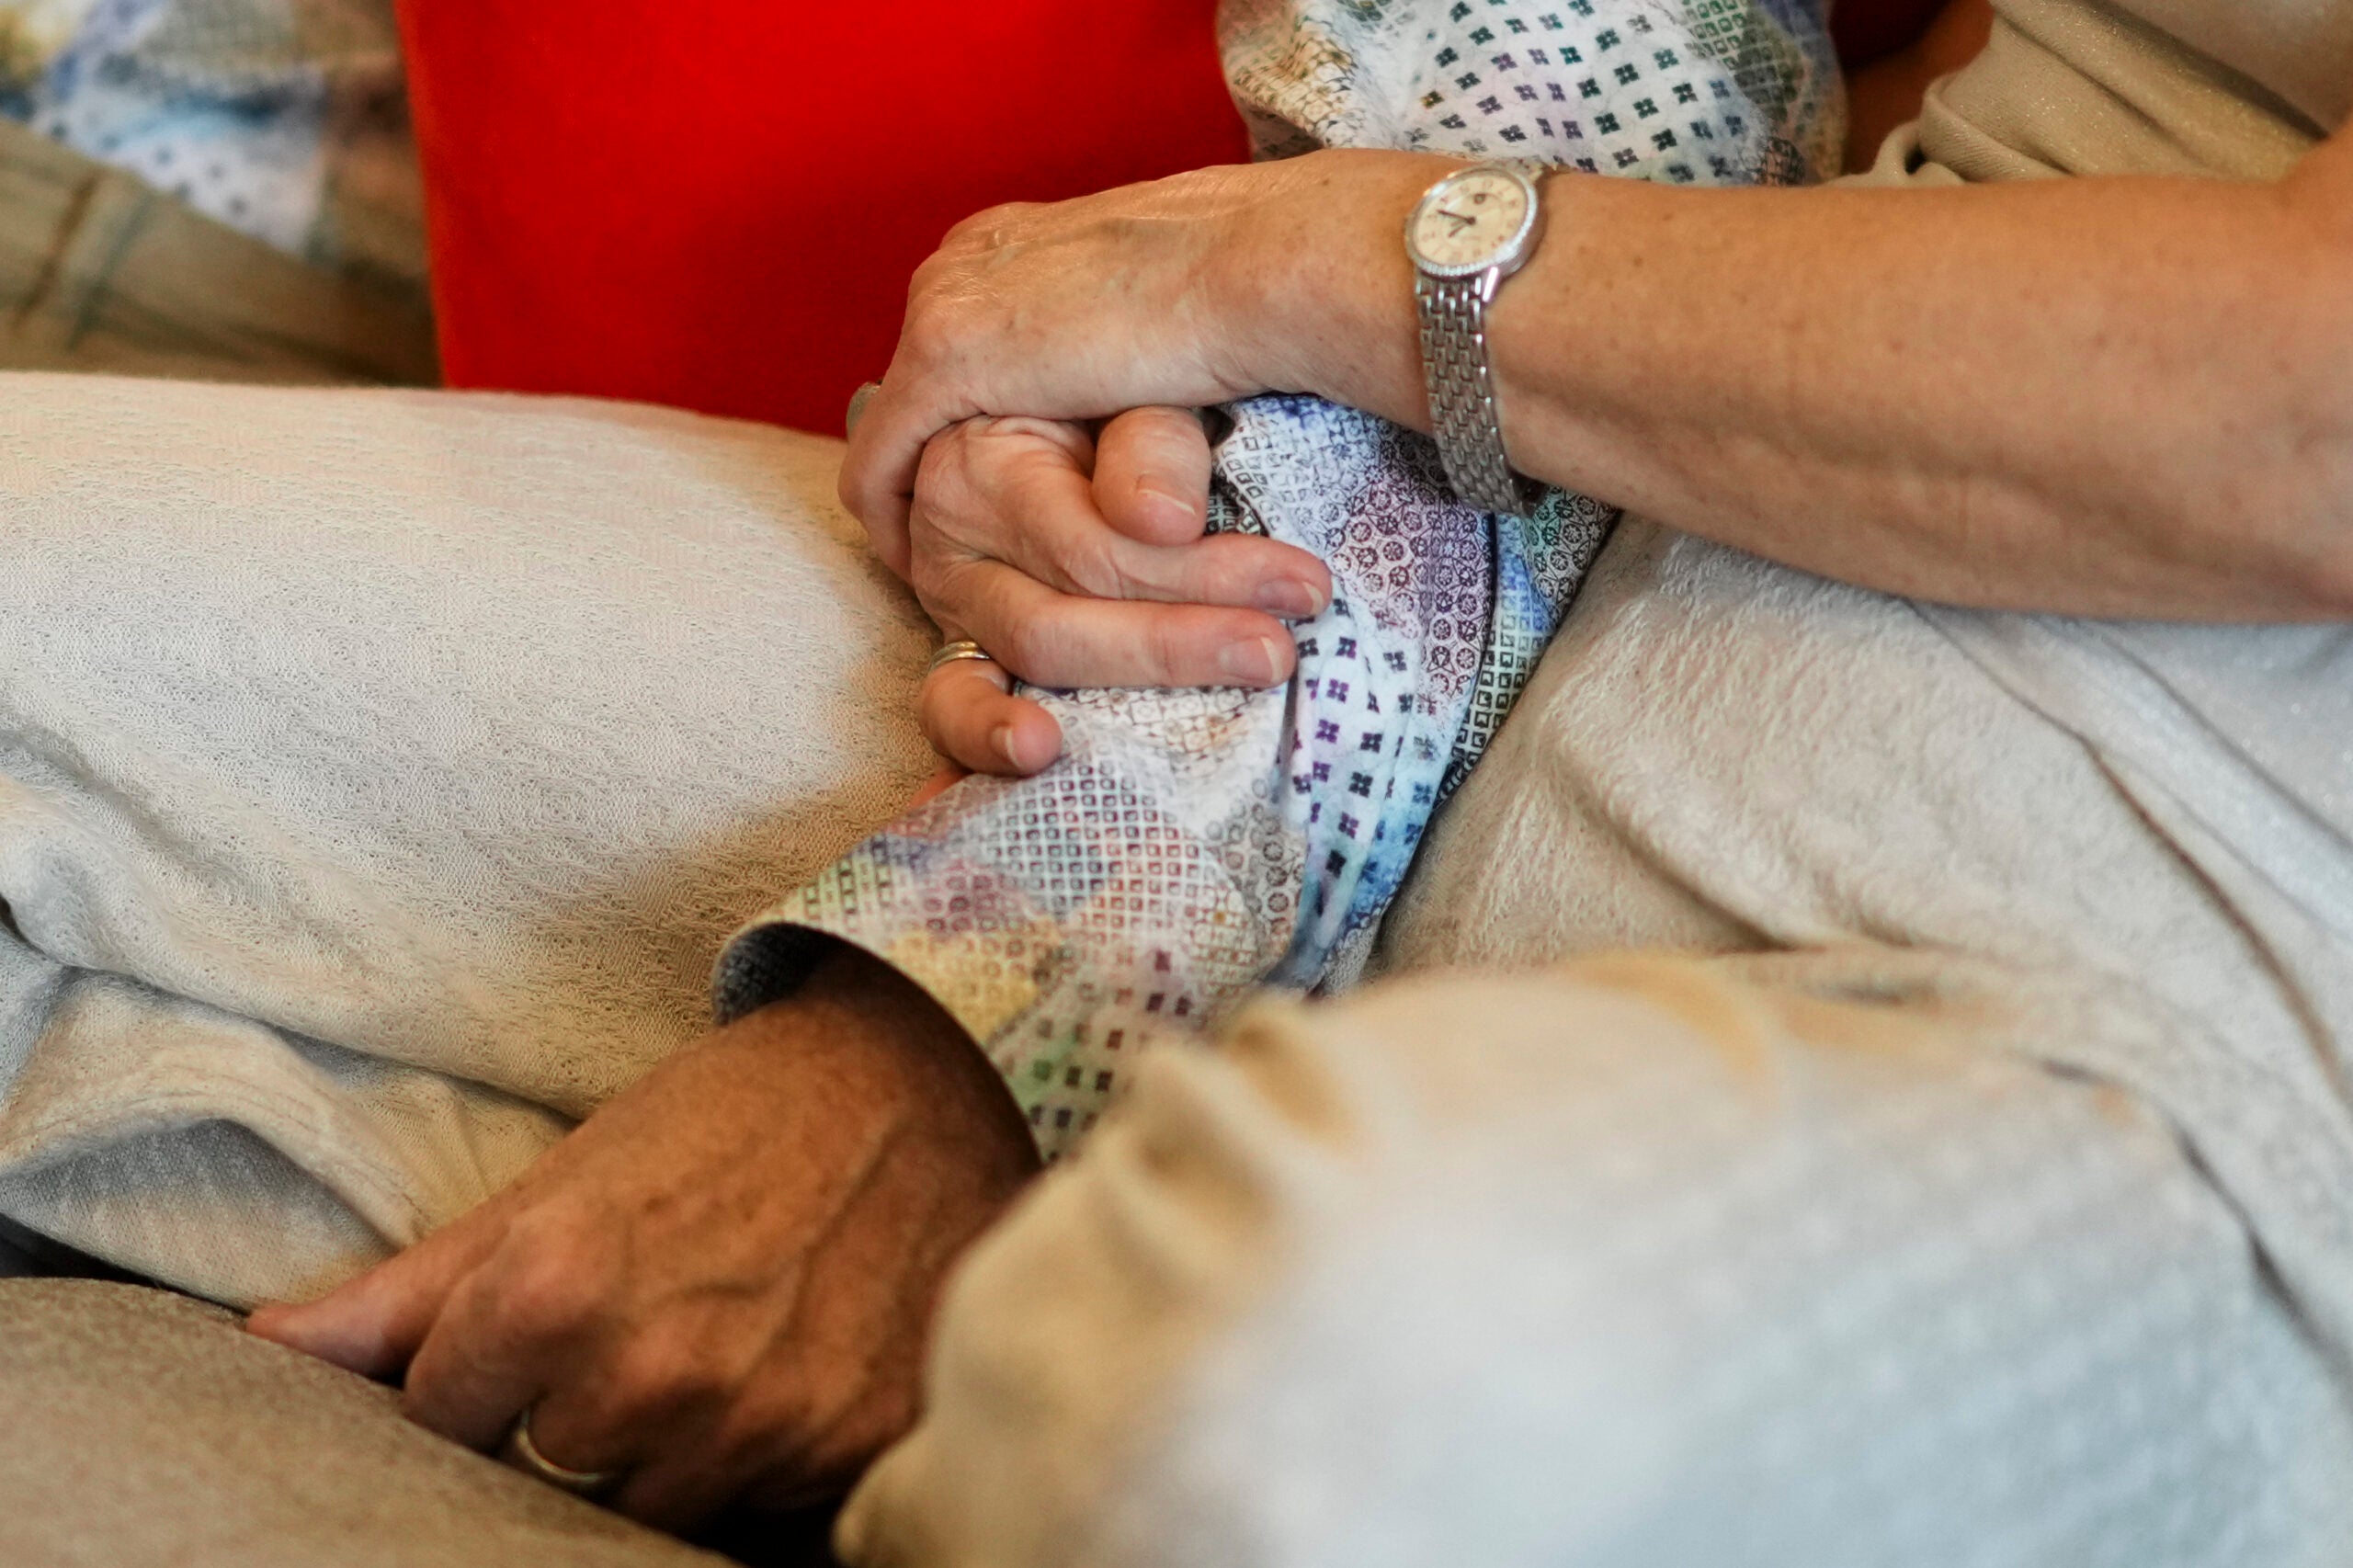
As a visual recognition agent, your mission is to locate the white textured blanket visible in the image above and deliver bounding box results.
[0,379,935,1301]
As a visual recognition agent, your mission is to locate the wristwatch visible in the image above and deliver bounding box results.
[1404,162,1548,516]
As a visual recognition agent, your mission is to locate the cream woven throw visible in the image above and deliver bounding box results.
[0,0,1839,1301]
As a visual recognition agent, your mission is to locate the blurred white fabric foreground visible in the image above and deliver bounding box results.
[0,373,934,1303]
[2,363,2351,1567]
[847,955,2353,1568]
[841,517,2353,1568]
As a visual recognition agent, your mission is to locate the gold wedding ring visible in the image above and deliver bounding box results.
[926,639,999,677]
[503,1406,622,1498]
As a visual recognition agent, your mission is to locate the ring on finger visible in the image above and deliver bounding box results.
[503,1405,623,1499]
[926,639,1001,678]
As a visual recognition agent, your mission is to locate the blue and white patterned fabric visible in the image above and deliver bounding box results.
[715,0,1844,1159]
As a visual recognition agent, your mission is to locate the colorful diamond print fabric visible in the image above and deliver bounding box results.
[715,0,1842,1157]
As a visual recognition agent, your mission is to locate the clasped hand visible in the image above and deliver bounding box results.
[242,152,1437,1530]
[904,409,1331,776]
[850,148,1446,777]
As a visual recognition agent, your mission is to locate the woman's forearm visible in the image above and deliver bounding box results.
[1252,134,2353,620]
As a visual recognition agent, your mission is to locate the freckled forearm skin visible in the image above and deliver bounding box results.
[1251,131,2353,623]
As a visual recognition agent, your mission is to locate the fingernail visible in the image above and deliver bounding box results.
[1256,578,1326,619]
[992,724,1024,769]
[1135,475,1201,519]
[1219,636,1284,687]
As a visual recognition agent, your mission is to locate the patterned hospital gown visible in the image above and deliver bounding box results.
[716,0,1844,1158]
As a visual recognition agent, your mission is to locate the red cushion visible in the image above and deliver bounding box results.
[394,3,1249,434]
[1830,0,1954,68]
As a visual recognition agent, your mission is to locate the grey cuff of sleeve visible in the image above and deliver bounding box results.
[710,920,839,1024]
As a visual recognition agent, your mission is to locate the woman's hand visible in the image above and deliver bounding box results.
[246,947,1039,1529]
[908,408,1331,778]
[842,149,1450,575]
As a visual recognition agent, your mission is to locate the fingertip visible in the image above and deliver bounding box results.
[245,1236,475,1379]
[244,1301,294,1339]
[1254,576,1330,620]
[1267,631,1301,684]
[954,704,1061,777]
[1095,406,1212,547]
[1212,617,1299,688]
[244,1293,325,1345]
[1109,475,1207,548]
[995,708,1063,775]
[922,664,1064,777]
[246,1295,385,1372]
[841,408,924,578]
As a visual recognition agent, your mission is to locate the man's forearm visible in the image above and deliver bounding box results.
[1250,136,2353,621]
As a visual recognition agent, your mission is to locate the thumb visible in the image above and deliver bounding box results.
[1092,406,1214,547]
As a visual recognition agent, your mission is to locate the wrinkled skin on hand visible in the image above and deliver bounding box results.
[841,158,1293,572]
[247,946,1040,1528]
[846,150,1448,777]
[907,410,1331,778]
[847,159,1440,551]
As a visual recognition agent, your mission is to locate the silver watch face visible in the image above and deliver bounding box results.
[1406,165,1540,278]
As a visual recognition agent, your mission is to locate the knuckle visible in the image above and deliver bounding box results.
[974,435,1051,508]
[899,300,961,367]
[912,424,963,488]
[907,551,953,612]
[915,556,985,627]
[909,472,961,543]
[903,248,957,303]
[913,588,963,643]
[944,201,1028,247]
[932,721,992,775]
[961,426,1043,506]
[495,1266,598,1348]
[999,616,1057,682]
[487,1225,608,1347]
[1148,615,1197,685]
[698,1419,777,1481]
[1208,537,1279,598]
[606,1330,732,1422]
[915,656,967,710]
[1058,537,1131,600]
[908,507,985,597]
[936,657,1002,710]
[717,1389,821,1479]
[1123,404,1199,453]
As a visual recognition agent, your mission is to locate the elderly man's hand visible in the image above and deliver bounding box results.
[906,409,1330,778]
[245,946,1038,1528]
